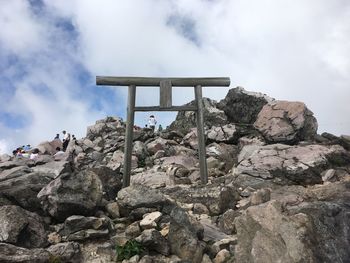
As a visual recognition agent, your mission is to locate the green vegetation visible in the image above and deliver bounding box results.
[116,240,144,261]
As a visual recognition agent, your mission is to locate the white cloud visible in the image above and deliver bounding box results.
[1,0,350,153]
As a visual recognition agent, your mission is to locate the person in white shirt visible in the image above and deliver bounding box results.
[148,115,157,132]
[62,130,70,152]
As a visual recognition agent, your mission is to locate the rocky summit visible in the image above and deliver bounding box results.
[0,87,350,263]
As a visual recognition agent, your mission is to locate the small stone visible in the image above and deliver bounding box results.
[214,249,231,263]
[322,169,336,182]
[125,222,141,239]
[106,202,120,219]
[140,211,162,230]
[48,232,61,244]
[193,203,210,215]
[250,188,271,205]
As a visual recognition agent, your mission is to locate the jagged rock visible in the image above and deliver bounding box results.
[213,249,231,263]
[168,206,205,263]
[86,116,125,141]
[146,138,175,155]
[234,200,315,263]
[37,170,103,221]
[0,159,34,172]
[140,211,162,230]
[218,86,273,124]
[322,169,336,182]
[206,124,240,143]
[169,98,227,134]
[0,205,48,248]
[117,185,169,212]
[193,203,209,215]
[236,144,350,185]
[250,188,271,205]
[0,243,51,263]
[31,160,71,179]
[254,101,318,143]
[161,155,198,170]
[136,229,170,256]
[162,185,240,215]
[0,154,11,162]
[206,143,238,172]
[181,128,199,149]
[37,140,62,155]
[218,209,240,235]
[131,170,171,187]
[340,135,350,150]
[106,202,120,219]
[125,222,141,239]
[46,242,81,263]
[91,165,123,200]
[0,206,28,244]
[133,141,148,160]
[60,215,110,237]
[0,170,52,211]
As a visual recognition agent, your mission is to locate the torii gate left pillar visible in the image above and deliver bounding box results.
[96,77,230,187]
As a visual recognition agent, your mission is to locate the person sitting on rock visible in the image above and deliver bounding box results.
[30,148,39,160]
[54,147,65,160]
[54,134,60,140]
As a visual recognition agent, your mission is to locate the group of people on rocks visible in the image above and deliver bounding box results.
[145,115,163,132]
[12,130,76,160]
[12,145,40,160]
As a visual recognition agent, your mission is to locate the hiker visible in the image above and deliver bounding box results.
[158,124,163,132]
[23,144,31,151]
[54,134,60,140]
[148,115,157,132]
[62,130,70,152]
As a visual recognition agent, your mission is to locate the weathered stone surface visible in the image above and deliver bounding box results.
[117,185,169,212]
[236,144,350,185]
[206,124,240,143]
[106,202,120,219]
[213,249,231,263]
[218,86,273,124]
[169,98,227,134]
[161,155,198,170]
[136,229,170,255]
[0,205,48,249]
[206,143,238,172]
[254,100,318,143]
[131,170,171,187]
[37,170,103,221]
[168,206,205,263]
[162,185,240,215]
[31,161,71,179]
[91,165,123,200]
[0,206,28,244]
[234,200,315,263]
[140,211,162,230]
[86,116,125,141]
[146,138,176,155]
[218,209,240,235]
[37,140,62,155]
[0,154,11,162]
[0,243,51,263]
[0,170,52,211]
[46,242,81,263]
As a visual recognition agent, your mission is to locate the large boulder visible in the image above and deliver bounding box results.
[168,206,205,263]
[168,98,227,134]
[0,169,52,212]
[37,170,103,221]
[218,86,274,124]
[236,144,350,185]
[0,205,48,248]
[254,101,318,143]
[0,243,51,263]
[86,116,125,141]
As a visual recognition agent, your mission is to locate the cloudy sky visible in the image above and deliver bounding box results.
[1,0,350,154]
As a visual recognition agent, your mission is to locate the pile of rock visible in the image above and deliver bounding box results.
[1,87,350,263]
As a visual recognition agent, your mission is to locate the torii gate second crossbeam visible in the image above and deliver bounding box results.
[96,76,231,187]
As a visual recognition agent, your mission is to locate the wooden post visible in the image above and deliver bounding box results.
[194,85,208,184]
[160,80,172,108]
[123,85,136,187]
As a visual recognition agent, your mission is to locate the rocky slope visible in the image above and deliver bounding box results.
[1,87,350,263]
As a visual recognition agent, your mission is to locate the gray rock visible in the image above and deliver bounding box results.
[218,86,273,124]
[168,206,205,263]
[60,215,110,237]
[86,116,125,141]
[37,170,103,221]
[46,242,81,263]
[117,185,169,212]
[31,161,71,179]
[254,100,318,143]
[169,98,227,134]
[206,124,240,143]
[0,154,11,162]
[136,229,170,255]
[0,171,52,211]
[0,243,50,263]
[236,144,350,185]
[0,206,28,244]
[162,185,240,215]
[106,202,120,219]
[218,209,240,235]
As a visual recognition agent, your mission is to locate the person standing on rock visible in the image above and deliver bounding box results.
[62,130,70,152]
[148,115,157,132]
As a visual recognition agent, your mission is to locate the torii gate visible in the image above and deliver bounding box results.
[96,77,230,187]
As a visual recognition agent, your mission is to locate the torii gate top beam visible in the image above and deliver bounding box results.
[96,76,230,87]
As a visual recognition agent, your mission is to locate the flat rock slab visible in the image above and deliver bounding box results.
[237,144,350,185]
